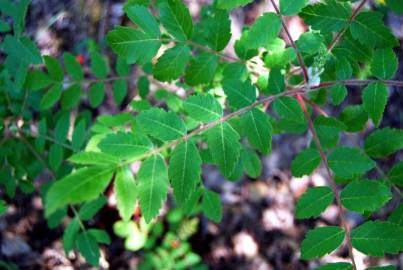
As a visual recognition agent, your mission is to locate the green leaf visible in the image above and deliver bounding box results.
[159,0,193,41]
[137,108,187,141]
[204,10,231,51]
[61,84,82,110]
[137,76,150,99]
[79,196,107,220]
[216,0,253,9]
[116,56,130,76]
[328,147,375,179]
[112,79,128,105]
[72,120,86,151]
[185,53,218,86]
[314,116,346,150]
[3,35,42,65]
[341,180,392,214]
[351,221,403,256]
[291,148,321,177]
[388,161,403,187]
[76,231,100,266]
[69,152,120,166]
[44,55,64,81]
[362,83,388,127]
[273,96,306,124]
[48,144,63,171]
[388,204,403,226]
[339,105,368,132]
[386,0,403,14]
[124,4,160,37]
[314,263,353,270]
[88,83,105,108]
[370,48,398,80]
[207,122,241,178]
[202,190,222,222]
[90,51,109,79]
[40,83,62,110]
[296,186,334,219]
[350,11,398,48]
[242,148,262,178]
[301,226,345,260]
[244,13,281,49]
[169,140,202,205]
[87,229,111,244]
[223,79,256,110]
[45,166,114,217]
[115,166,137,221]
[241,108,272,155]
[63,218,80,254]
[98,131,153,160]
[183,94,223,123]
[137,155,169,223]
[235,29,259,60]
[107,26,161,65]
[63,52,84,81]
[330,83,348,106]
[0,200,6,215]
[280,0,308,16]
[267,68,285,95]
[153,45,191,81]
[335,57,352,80]
[364,128,403,158]
[300,0,352,33]
[24,70,53,91]
[55,112,70,143]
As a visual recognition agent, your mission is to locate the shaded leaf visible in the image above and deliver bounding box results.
[364,128,403,158]
[328,147,375,179]
[291,148,321,177]
[341,180,392,214]
[362,83,388,127]
[301,226,345,260]
[351,221,403,256]
[296,186,334,219]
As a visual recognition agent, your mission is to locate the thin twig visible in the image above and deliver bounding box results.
[18,132,86,231]
[19,128,75,151]
[297,96,358,269]
[269,0,309,84]
[327,0,369,52]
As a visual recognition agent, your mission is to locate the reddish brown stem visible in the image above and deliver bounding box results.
[297,96,358,270]
[269,0,310,84]
[327,0,369,51]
